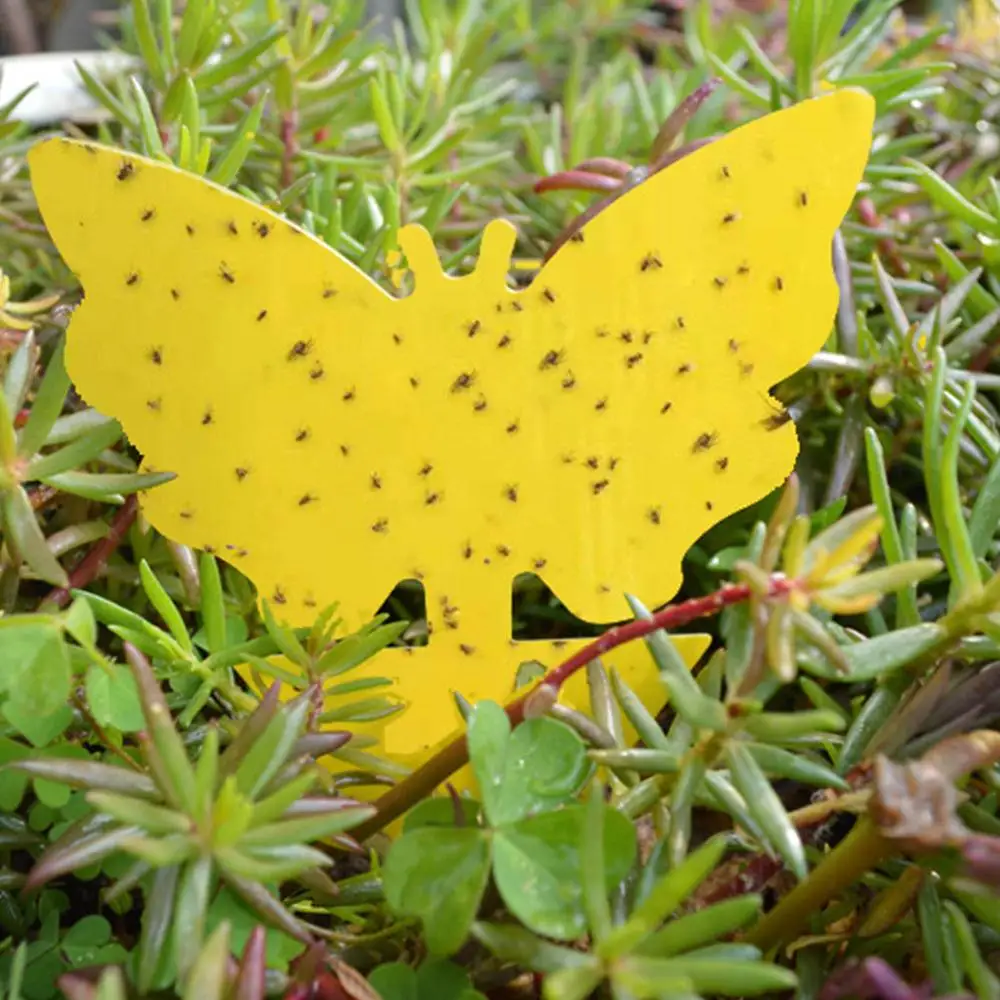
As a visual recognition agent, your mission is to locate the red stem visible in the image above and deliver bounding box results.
[648,77,721,165]
[533,170,623,194]
[572,156,633,179]
[969,341,1000,373]
[280,110,299,191]
[857,197,908,277]
[43,494,139,609]
[352,578,794,841]
[541,582,761,690]
[535,138,714,265]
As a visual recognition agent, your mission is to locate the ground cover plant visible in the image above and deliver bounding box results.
[2,0,1000,997]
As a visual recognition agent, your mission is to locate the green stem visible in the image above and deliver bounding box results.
[898,570,1000,683]
[745,817,892,953]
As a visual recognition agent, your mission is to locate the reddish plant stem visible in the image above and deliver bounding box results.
[968,336,1000,373]
[43,495,139,608]
[534,170,623,194]
[540,581,776,690]
[353,579,794,841]
[648,77,720,164]
[0,329,28,350]
[857,197,908,276]
[535,137,715,265]
[573,156,633,178]
[280,109,299,191]
[0,0,40,53]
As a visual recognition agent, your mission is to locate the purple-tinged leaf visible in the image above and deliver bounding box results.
[25,824,142,893]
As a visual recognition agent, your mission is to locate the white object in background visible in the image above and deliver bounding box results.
[0,50,138,125]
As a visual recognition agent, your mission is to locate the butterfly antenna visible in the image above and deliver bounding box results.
[394,218,516,292]
[395,224,445,291]
[474,219,517,285]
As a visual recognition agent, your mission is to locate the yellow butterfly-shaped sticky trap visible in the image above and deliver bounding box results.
[28,88,873,790]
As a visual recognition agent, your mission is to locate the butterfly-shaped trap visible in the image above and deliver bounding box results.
[29,88,873,784]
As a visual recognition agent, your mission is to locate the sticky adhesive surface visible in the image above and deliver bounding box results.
[29,89,873,771]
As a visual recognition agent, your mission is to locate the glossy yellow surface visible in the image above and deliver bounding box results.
[29,88,873,782]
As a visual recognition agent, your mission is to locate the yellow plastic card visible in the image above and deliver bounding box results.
[28,88,873,785]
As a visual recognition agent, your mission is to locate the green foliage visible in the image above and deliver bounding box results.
[473,833,787,1000]
[0,914,128,1000]
[384,701,635,953]
[369,959,488,1000]
[6,643,372,994]
[0,0,999,997]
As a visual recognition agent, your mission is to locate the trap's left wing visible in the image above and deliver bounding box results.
[29,138,409,626]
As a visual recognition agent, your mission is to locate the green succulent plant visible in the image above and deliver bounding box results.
[7,644,372,992]
[56,923,270,1000]
[0,333,165,591]
[473,829,793,1000]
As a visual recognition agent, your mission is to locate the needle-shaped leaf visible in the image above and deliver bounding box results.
[42,469,175,501]
[239,805,375,847]
[222,872,312,944]
[726,741,806,879]
[600,834,730,958]
[18,338,70,459]
[217,843,329,882]
[86,791,190,835]
[744,743,849,790]
[627,595,726,731]
[903,158,1000,237]
[232,693,312,799]
[139,560,194,653]
[609,668,672,750]
[2,331,36,416]
[2,485,68,587]
[472,921,597,974]
[171,856,217,978]
[939,379,981,599]
[864,428,920,626]
[4,757,158,798]
[25,824,144,892]
[138,864,180,992]
[25,419,123,483]
[622,956,796,996]
[182,920,229,999]
[126,644,197,812]
[580,784,612,943]
[667,754,708,866]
